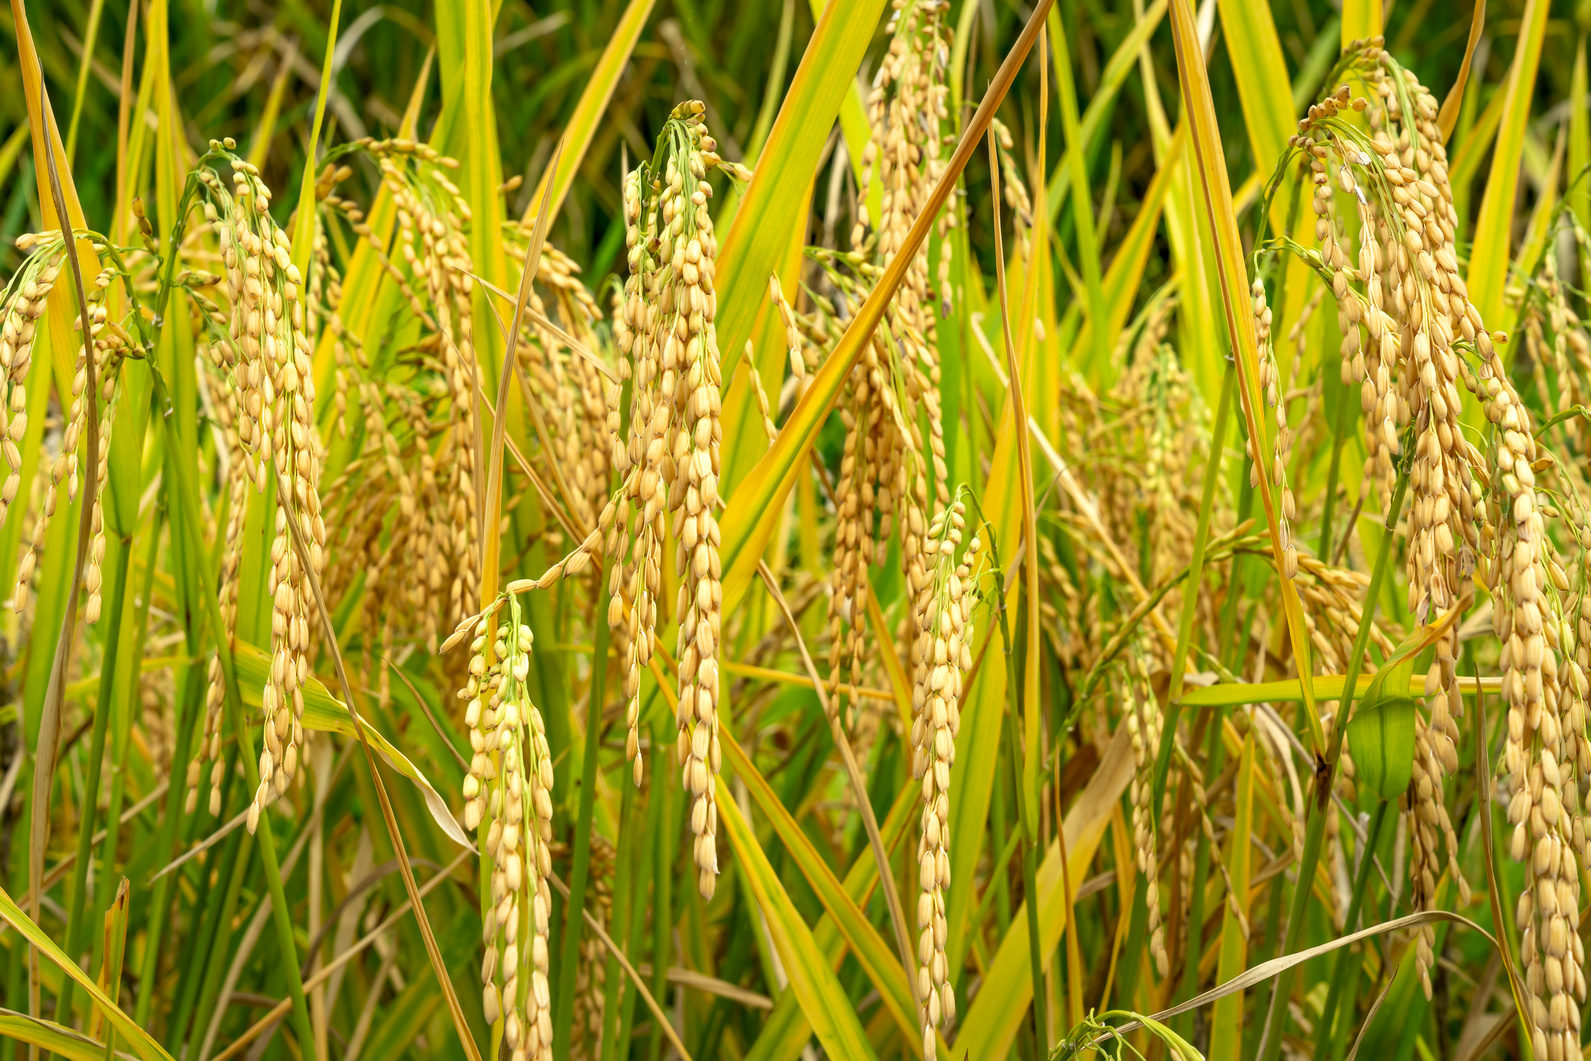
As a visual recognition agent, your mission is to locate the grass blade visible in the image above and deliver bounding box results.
[1067,124,1185,366]
[546,870,693,1061]
[987,105,1053,1040]
[1436,0,1487,141]
[755,562,922,1034]
[519,0,657,227]
[1047,9,1106,373]
[1166,0,1318,748]
[800,0,880,219]
[1467,0,1547,326]
[277,490,483,1061]
[720,0,1060,615]
[229,643,473,849]
[865,580,916,737]
[0,1012,114,1061]
[246,39,298,169]
[1043,0,1167,225]
[716,787,881,1061]
[289,0,344,277]
[63,0,106,164]
[722,729,925,1056]
[743,783,918,1061]
[31,63,105,1037]
[1216,0,1293,176]
[484,140,561,600]
[307,48,433,408]
[1206,733,1254,1061]
[1254,473,1411,1061]
[952,725,1134,1058]
[1155,362,1234,810]
[716,0,891,386]
[1570,34,1588,232]
[91,878,129,1051]
[0,886,173,1061]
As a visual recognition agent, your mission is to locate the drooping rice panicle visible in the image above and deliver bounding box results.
[178,142,326,829]
[463,597,555,1061]
[910,498,977,1059]
[607,101,733,897]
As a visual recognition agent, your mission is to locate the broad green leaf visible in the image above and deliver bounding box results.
[717,785,881,1061]
[1338,600,1466,806]
[952,724,1134,1058]
[1468,0,1548,327]
[1182,600,1468,707]
[1208,734,1255,1061]
[1347,693,1417,801]
[12,12,110,1021]
[1180,672,1494,708]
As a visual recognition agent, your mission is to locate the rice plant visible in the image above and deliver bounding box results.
[0,0,1587,1059]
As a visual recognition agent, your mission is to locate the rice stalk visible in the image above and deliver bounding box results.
[0,7,1587,1061]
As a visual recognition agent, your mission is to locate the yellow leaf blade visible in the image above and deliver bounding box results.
[722,732,928,1057]
[717,787,882,1061]
[952,725,1135,1057]
[1468,0,1548,325]
[721,0,1059,614]
[1208,734,1256,1061]
[1168,0,1318,744]
[0,886,174,1061]
[519,0,657,226]
[717,0,892,385]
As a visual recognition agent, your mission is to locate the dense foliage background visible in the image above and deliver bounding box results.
[0,1,1588,1061]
